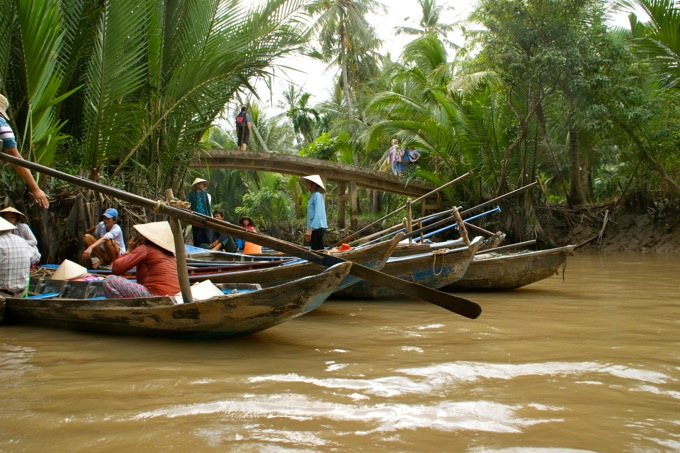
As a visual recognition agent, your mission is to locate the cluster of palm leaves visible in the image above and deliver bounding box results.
[1,0,311,201]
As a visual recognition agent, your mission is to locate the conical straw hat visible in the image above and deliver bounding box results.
[301,174,326,192]
[133,221,176,254]
[0,206,27,222]
[52,259,88,281]
[0,216,15,232]
[191,177,208,187]
[0,94,9,119]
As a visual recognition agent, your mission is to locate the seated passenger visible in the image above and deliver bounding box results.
[103,221,180,298]
[0,216,39,297]
[210,210,237,252]
[0,206,40,265]
[239,216,261,254]
[83,208,126,268]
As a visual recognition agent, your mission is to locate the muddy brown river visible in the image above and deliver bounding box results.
[1,252,678,451]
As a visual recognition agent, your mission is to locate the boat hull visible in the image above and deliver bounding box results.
[332,237,482,299]
[3,263,351,339]
[442,245,575,291]
[191,236,401,293]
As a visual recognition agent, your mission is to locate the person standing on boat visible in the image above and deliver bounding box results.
[301,175,327,251]
[0,206,40,265]
[104,221,180,298]
[186,177,212,247]
[0,216,39,297]
[0,94,49,209]
[82,208,126,268]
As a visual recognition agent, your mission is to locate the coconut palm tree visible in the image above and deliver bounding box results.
[307,0,385,119]
[2,0,312,199]
[617,0,680,89]
[396,0,460,50]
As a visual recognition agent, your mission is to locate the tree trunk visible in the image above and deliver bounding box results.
[567,127,586,206]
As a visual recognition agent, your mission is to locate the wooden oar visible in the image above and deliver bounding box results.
[1,153,482,319]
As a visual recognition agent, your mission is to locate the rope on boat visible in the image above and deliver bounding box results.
[431,248,449,276]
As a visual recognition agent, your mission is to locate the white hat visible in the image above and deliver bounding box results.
[191,177,208,187]
[0,216,16,232]
[133,221,176,254]
[301,174,326,192]
[0,206,27,222]
[52,259,88,280]
[0,94,9,119]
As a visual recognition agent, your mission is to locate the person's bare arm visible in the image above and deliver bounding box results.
[83,236,107,259]
[5,148,49,208]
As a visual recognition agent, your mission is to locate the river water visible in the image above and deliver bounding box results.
[1,252,678,452]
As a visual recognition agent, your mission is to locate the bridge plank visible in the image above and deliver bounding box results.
[190,150,434,197]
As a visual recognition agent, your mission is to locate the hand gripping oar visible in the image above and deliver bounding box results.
[0,153,482,319]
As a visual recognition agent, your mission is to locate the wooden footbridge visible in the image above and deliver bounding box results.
[189,150,442,228]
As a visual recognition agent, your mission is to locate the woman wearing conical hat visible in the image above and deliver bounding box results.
[301,175,328,251]
[186,177,213,248]
[0,206,40,265]
[103,221,180,298]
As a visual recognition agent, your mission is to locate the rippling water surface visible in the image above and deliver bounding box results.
[1,252,678,452]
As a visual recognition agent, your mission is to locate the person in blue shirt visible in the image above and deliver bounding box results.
[0,94,49,209]
[301,175,328,250]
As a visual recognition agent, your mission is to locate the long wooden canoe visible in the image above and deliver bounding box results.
[184,245,293,265]
[2,263,351,339]
[442,245,575,291]
[189,234,402,293]
[332,236,483,299]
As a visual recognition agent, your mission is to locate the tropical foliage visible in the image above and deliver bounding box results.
[1,0,678,253]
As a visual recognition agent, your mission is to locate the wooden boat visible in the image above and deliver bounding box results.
[39,258,293,279]
[184,245,292,265]
[332,236,483,299]
[442,245,575,291]
[384,231,505,258]
[1,262,351,339]
[189,235,402,293]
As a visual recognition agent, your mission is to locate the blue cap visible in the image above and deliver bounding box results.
[102,208,119,218]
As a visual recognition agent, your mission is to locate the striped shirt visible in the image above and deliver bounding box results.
[0,232,39,294]
[0,116,17,149]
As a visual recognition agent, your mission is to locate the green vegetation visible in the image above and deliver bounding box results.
[1,0,678,257]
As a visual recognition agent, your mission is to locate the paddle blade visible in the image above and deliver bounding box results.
[346,261,482,319]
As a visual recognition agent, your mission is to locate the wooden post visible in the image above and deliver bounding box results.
[350,181,358,230]
[452,206,470,246]
[406,199,413,245]
[165,189,193,303]
[337,181,347,229]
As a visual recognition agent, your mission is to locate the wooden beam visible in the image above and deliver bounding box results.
[189,150,434,197]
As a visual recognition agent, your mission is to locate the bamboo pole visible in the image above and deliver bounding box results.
[331,172,471,246]
[165,189,192,303]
